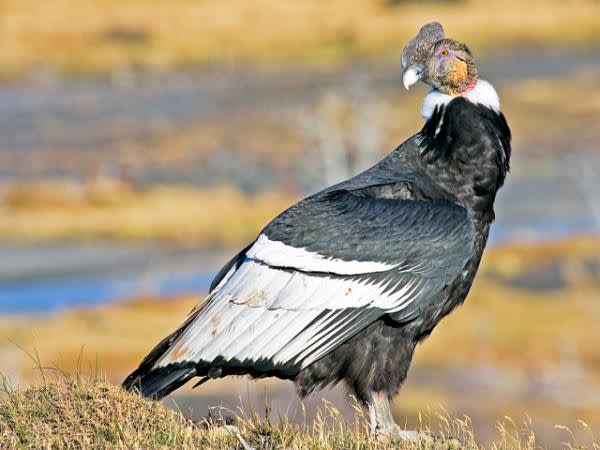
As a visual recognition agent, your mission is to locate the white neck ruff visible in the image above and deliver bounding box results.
[421,80,500,120]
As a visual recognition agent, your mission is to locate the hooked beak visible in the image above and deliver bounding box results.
[402,64,425,90]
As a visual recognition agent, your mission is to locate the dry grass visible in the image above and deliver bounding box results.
[483,235,600,278]
[0,376,208,449]
[0,180,295,245]
[501,70,600,147]
[0,0,599,78]
[0,373,561,449]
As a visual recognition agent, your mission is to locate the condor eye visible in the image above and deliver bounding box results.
[440,49,449,57]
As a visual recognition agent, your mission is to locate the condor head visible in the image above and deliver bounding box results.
[402,22,478,96]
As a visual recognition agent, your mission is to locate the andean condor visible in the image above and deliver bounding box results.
[123,22,511,440]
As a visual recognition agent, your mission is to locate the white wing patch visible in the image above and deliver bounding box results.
[421,79,500,120]
[247,234,396,275]
[154,258,425,370]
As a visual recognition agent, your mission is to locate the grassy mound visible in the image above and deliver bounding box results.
[6,374,595,449]
[0,377,211,449]
[0,376,485,449]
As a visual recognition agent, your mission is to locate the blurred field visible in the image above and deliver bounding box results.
[0,68,599,246]
[0,0,599,78]
[504,71,600,148]
[0,180,294,245]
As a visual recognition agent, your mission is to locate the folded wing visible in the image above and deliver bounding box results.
[151,189,475,377]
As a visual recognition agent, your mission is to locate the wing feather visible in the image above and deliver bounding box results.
[152,193,476,375]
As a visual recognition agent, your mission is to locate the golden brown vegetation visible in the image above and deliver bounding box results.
[483,235,600,279]
[0,180,295,245]
[0,376,209,449]
[0,374,561,449]
[503,71,600,147]
[0,295,199,383]
[0,0,599,78]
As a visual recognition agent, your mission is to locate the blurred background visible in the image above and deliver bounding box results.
[0,0,599,446]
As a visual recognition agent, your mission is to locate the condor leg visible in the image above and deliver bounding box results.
[367,391,419,441]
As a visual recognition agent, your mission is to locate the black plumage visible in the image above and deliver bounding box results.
[297,98,511,400]
[123,97,511,412]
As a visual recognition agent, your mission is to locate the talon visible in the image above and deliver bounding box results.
[375,425,422,442]
[211,424,239,437]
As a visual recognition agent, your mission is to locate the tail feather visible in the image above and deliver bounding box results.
[122,304,203,399]
[123,363,196,399]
